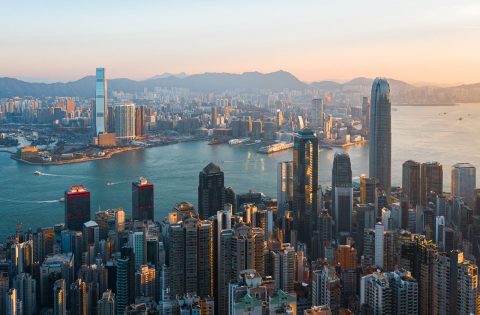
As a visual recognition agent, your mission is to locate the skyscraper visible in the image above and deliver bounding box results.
[135,106,146,138]
[433,250,480,315]
[451,162,476,206]
[98,290,115,315]
[167,217,214,298]
[198,163,225,219]
[95,68,107,136]
[132,177,154,221]
[332,153,353,238]
[53,279,67,315]
[13,273,36,315]
[420,161,443,206]
[6,289,17,315]
[277,161,294,213]
[360,175,377,205]
[369,78,391,196]
[310,98,324,131]
[69,279,87,315]
[64,185,91,231]
[293,128,318,253]
[114,104,136,140]
[361,96,370,138]
[375,222,384,268]
[116,247,135,315]
[402,160,421,206]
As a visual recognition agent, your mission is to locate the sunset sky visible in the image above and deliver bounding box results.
[1,0,480,85]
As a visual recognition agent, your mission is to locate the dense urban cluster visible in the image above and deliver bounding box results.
[0,73,479,315]
[1,69,368,166]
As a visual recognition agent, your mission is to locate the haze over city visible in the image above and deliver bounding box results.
[2,0,480,85]
[2,1,480,315]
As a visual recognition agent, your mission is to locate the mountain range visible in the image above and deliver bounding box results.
[1,70,480,104]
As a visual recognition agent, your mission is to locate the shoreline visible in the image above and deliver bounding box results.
[11,146,143,166]
[10,136,205,166]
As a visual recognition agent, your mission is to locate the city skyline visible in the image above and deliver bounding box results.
[1,1,480,85]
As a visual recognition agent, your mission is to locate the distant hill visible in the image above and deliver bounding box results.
[1,71,480,103]
[0,70,307,98]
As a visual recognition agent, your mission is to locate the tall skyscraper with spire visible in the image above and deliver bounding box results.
[293,128,318,253]
[95,68,107,136]
[369,78,392,196]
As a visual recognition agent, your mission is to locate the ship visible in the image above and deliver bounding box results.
[257,142,294,154]
[34,170,43,176]
[228,138,250,145]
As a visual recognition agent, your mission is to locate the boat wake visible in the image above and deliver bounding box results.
[0,198,60,204]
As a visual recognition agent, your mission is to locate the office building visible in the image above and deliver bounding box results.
[95,68,108,135]
[420,162,443,206]
[362,96,370,138]
[98,290,116,315]
[69,279,87,315]
[402,160,421,206]
[53,279,67,315]
[293,129,318,254]
[332,153,353,238]
[374,222,384,268]
[310,98,324,130]
[114,103,136,140]
[83,220,99,262]
[0,273,8,315]
[132,177,154,221]
[40,253,74,308]
[116,247,135,315]
[277,161,294,213]
[360,175,377,205]
[135,105,146,138]
[65,185,91,231]
[6,289,17,315]
[451,162,476,206]
[135,265,157,300]
[369,78,391,196]
[13,273,36,315]
[198,162,225,219]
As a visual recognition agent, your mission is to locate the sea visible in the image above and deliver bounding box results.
[0,103,479,240]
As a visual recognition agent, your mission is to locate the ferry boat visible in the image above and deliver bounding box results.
[34,170,43,176]
[228,138,250,145]
[258,142,293,154]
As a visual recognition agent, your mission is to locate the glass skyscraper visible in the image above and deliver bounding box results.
[369,78,392,196]
[332,152,353,238]
[293,128,318,254]
[95,68,107,136]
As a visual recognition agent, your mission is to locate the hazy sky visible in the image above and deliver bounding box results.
[1,0,480,84]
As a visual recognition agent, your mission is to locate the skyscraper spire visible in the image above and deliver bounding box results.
[369,78,392,197]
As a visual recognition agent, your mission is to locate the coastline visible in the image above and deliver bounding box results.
[11,146,143,165]
[10,136,206,166]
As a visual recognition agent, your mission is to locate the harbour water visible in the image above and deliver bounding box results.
[0,103,479,239]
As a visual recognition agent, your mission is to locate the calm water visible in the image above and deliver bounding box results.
[0,103,479,239]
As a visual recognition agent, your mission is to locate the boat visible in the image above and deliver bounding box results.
[58,197,65,203]
[34,170,43,176]
[258,142,293,154]
[228,138,250,145]
[106,182,114,186]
